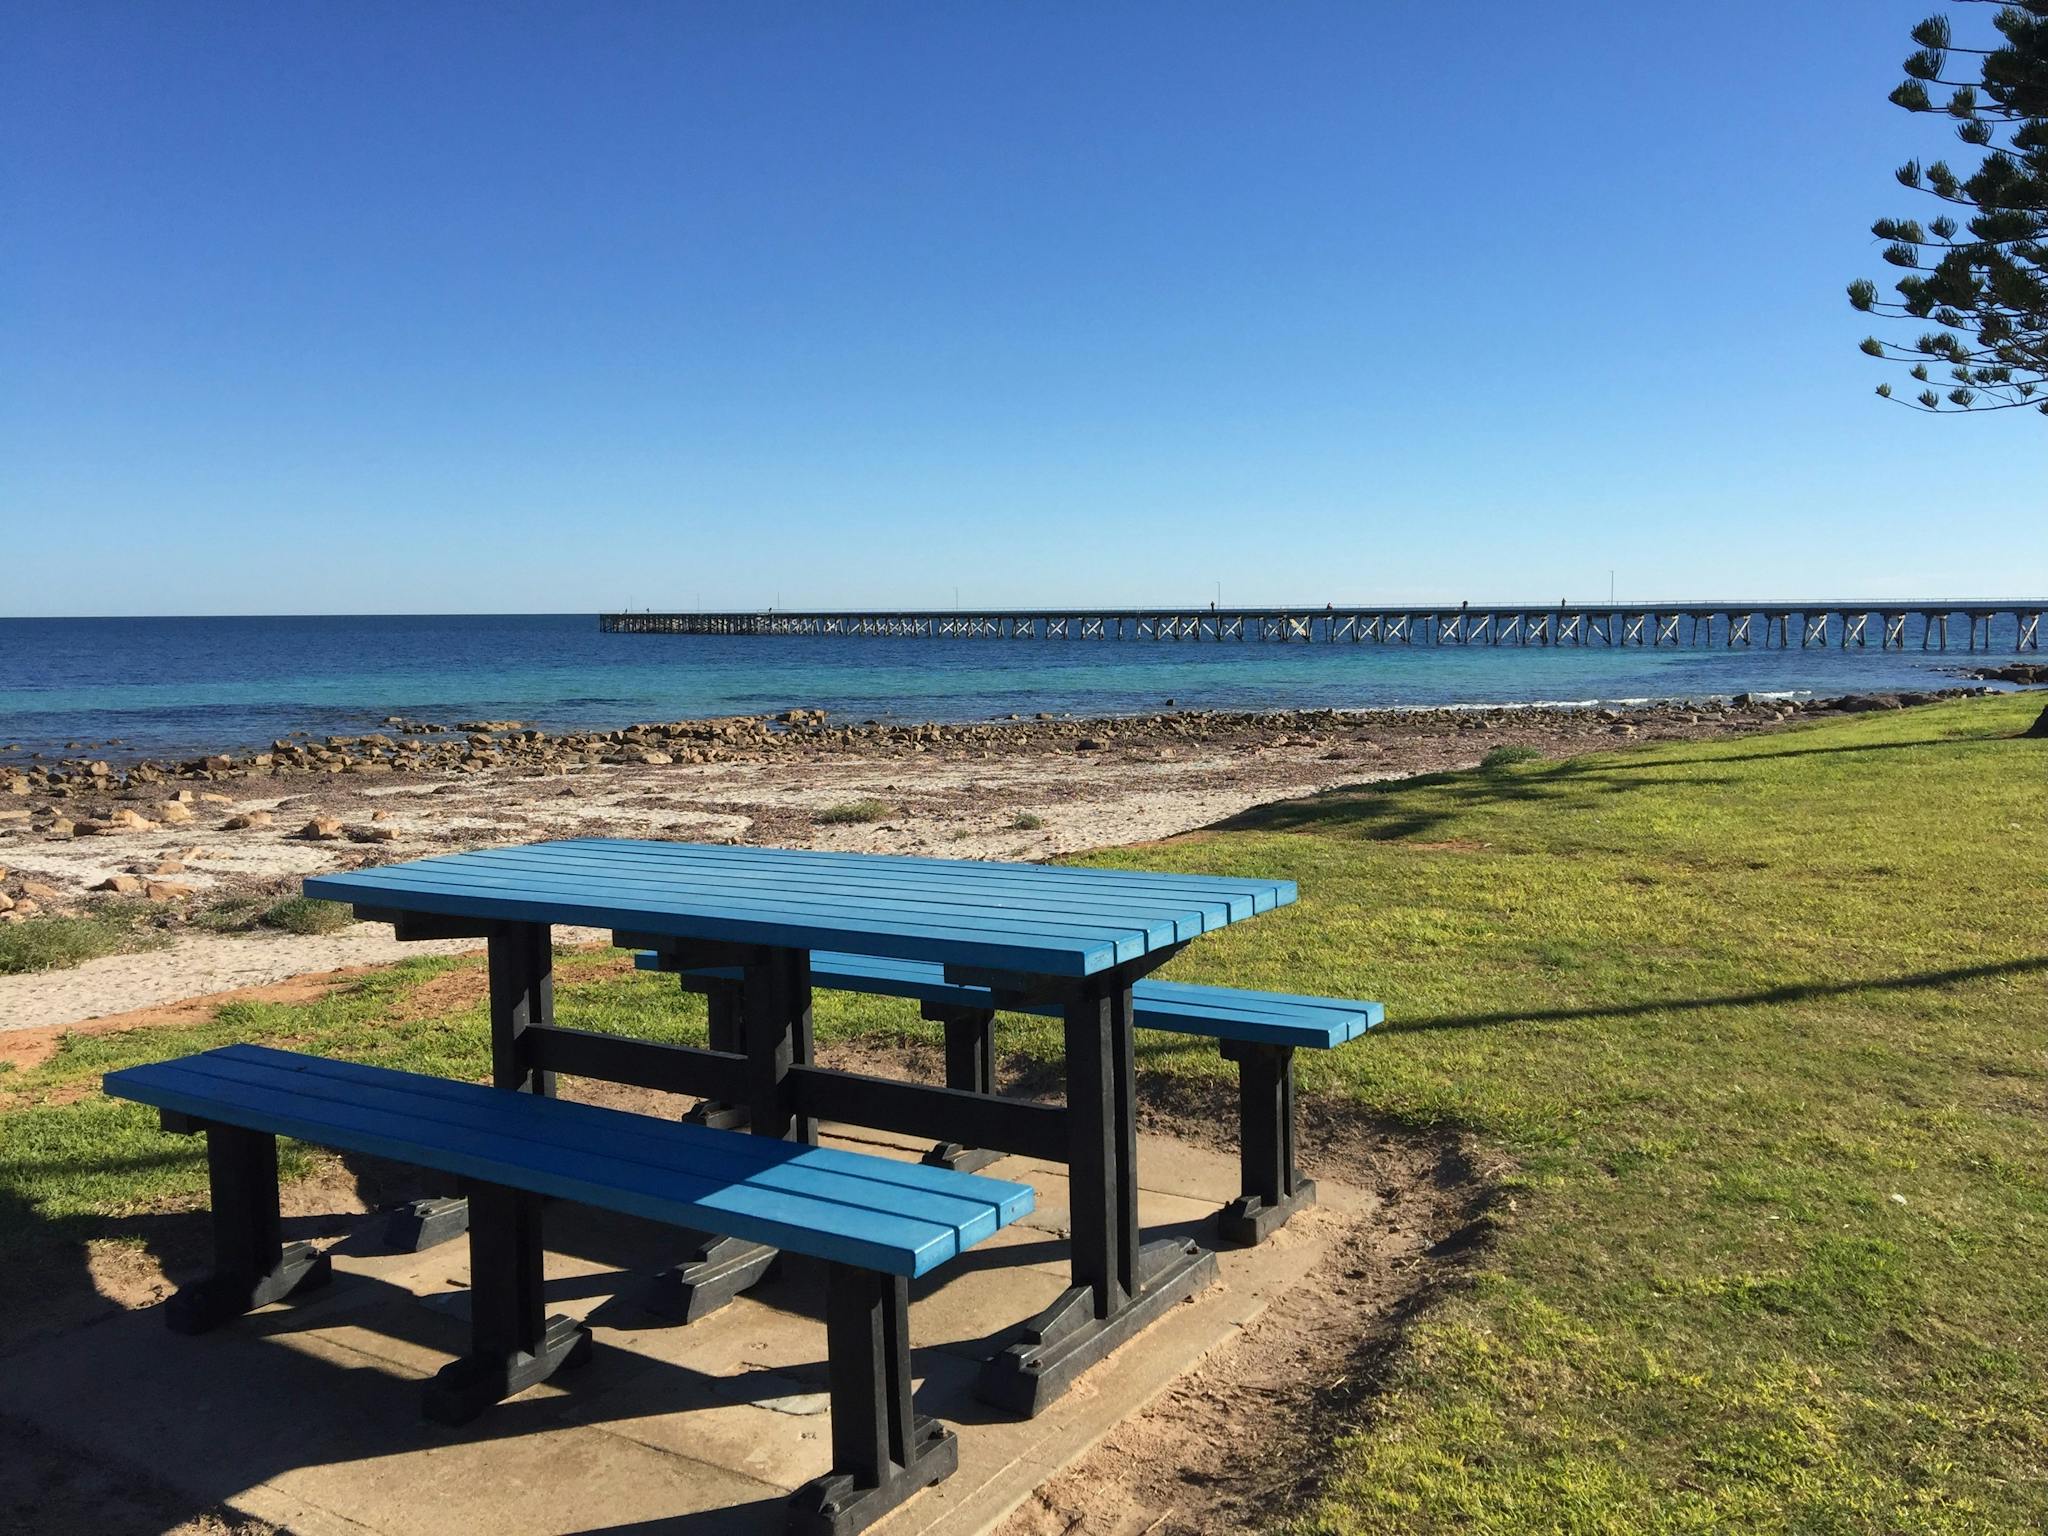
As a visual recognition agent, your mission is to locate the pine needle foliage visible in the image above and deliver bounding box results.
[1850,2,2048,414]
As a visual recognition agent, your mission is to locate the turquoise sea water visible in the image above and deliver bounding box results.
[0,613,2027,763]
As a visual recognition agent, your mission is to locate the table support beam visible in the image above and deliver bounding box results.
[743,948,815,1145]
[524,1027,747,1103]
[686,984,750,1130]
[792,1064,1066,1163]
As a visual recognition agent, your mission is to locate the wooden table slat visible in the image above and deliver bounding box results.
[557,838,1295,912]
[386,851,1211,944]
[308,839,1293,976]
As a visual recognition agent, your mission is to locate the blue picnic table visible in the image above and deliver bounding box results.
[305,837,1296,1413]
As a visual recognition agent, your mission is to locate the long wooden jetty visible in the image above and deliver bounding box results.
[601,601,2044,652]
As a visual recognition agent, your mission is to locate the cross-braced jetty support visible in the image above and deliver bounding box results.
[602,602,2045,654]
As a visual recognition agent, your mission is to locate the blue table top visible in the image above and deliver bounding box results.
[304,838,1295,978]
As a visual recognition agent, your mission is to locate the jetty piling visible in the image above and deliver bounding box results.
[600,602,2045,653]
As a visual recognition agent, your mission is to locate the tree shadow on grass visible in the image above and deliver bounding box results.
[1197,726,2015,847]
[1387,954,2048,1033]
[1205,757,1742,845]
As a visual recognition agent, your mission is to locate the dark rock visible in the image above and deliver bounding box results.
[1962,663,2048,686]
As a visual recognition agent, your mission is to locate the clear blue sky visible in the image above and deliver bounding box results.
[3,1,2042,616]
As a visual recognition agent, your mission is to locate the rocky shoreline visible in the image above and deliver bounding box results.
[1952,662,2048,687]
[2,686,2000,806]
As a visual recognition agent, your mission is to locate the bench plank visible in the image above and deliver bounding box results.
[635,950,1382,1049]
[104,1046,1031,1278]
[172,1047,1020,1235]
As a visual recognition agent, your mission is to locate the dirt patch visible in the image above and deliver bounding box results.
[1000,1082,1495,1536]
[0,965,382,1074]
[381,960,490,1022]
[558,1074,700,1121]
[80,1234,187,1317]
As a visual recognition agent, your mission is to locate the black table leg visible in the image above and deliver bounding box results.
[652,947,812,1320]
[789,1264,957,1536]
[388,920,555,1253]
[683,981,750,1130]
[490,919,556,1096]
[922,1005,999,1172]
[977,983,1217,1415]
[1216,1041,1316,1244]
[425,1181,590,1424]
[164,1118,331,1334]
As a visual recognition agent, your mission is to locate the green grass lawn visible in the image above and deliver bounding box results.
[1091,692,2047,1533]
[1,695,2042,1529]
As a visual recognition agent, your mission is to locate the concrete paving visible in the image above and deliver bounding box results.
[6,1124,1367,1536]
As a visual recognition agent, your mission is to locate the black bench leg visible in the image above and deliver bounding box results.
[165,1119,331,1335]
[425,1181,590,1424]
[385,1189,471,1252]
[789,1264,956,1536]
[921,1006,999,1173]
[1216,1041,1316,1245]
[647,1232,780,1322]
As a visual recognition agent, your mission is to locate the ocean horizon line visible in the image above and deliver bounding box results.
[8,594,2048,623]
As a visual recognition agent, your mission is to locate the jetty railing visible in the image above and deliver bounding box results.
[600,603,2045,652]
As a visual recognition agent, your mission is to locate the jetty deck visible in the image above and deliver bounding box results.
[601,602,2045,652]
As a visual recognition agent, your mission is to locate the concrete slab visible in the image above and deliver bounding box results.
[7,1127,1371,1536]
[1131,1132,1377,1218]
[1007,1165,1217,1244]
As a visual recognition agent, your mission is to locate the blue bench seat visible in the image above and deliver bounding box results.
[633,949,1381,1047]
[635,948,1382,1245]
[105,1043,1033,1534]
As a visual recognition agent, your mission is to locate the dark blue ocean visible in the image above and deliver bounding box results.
[0,613,2029,763]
